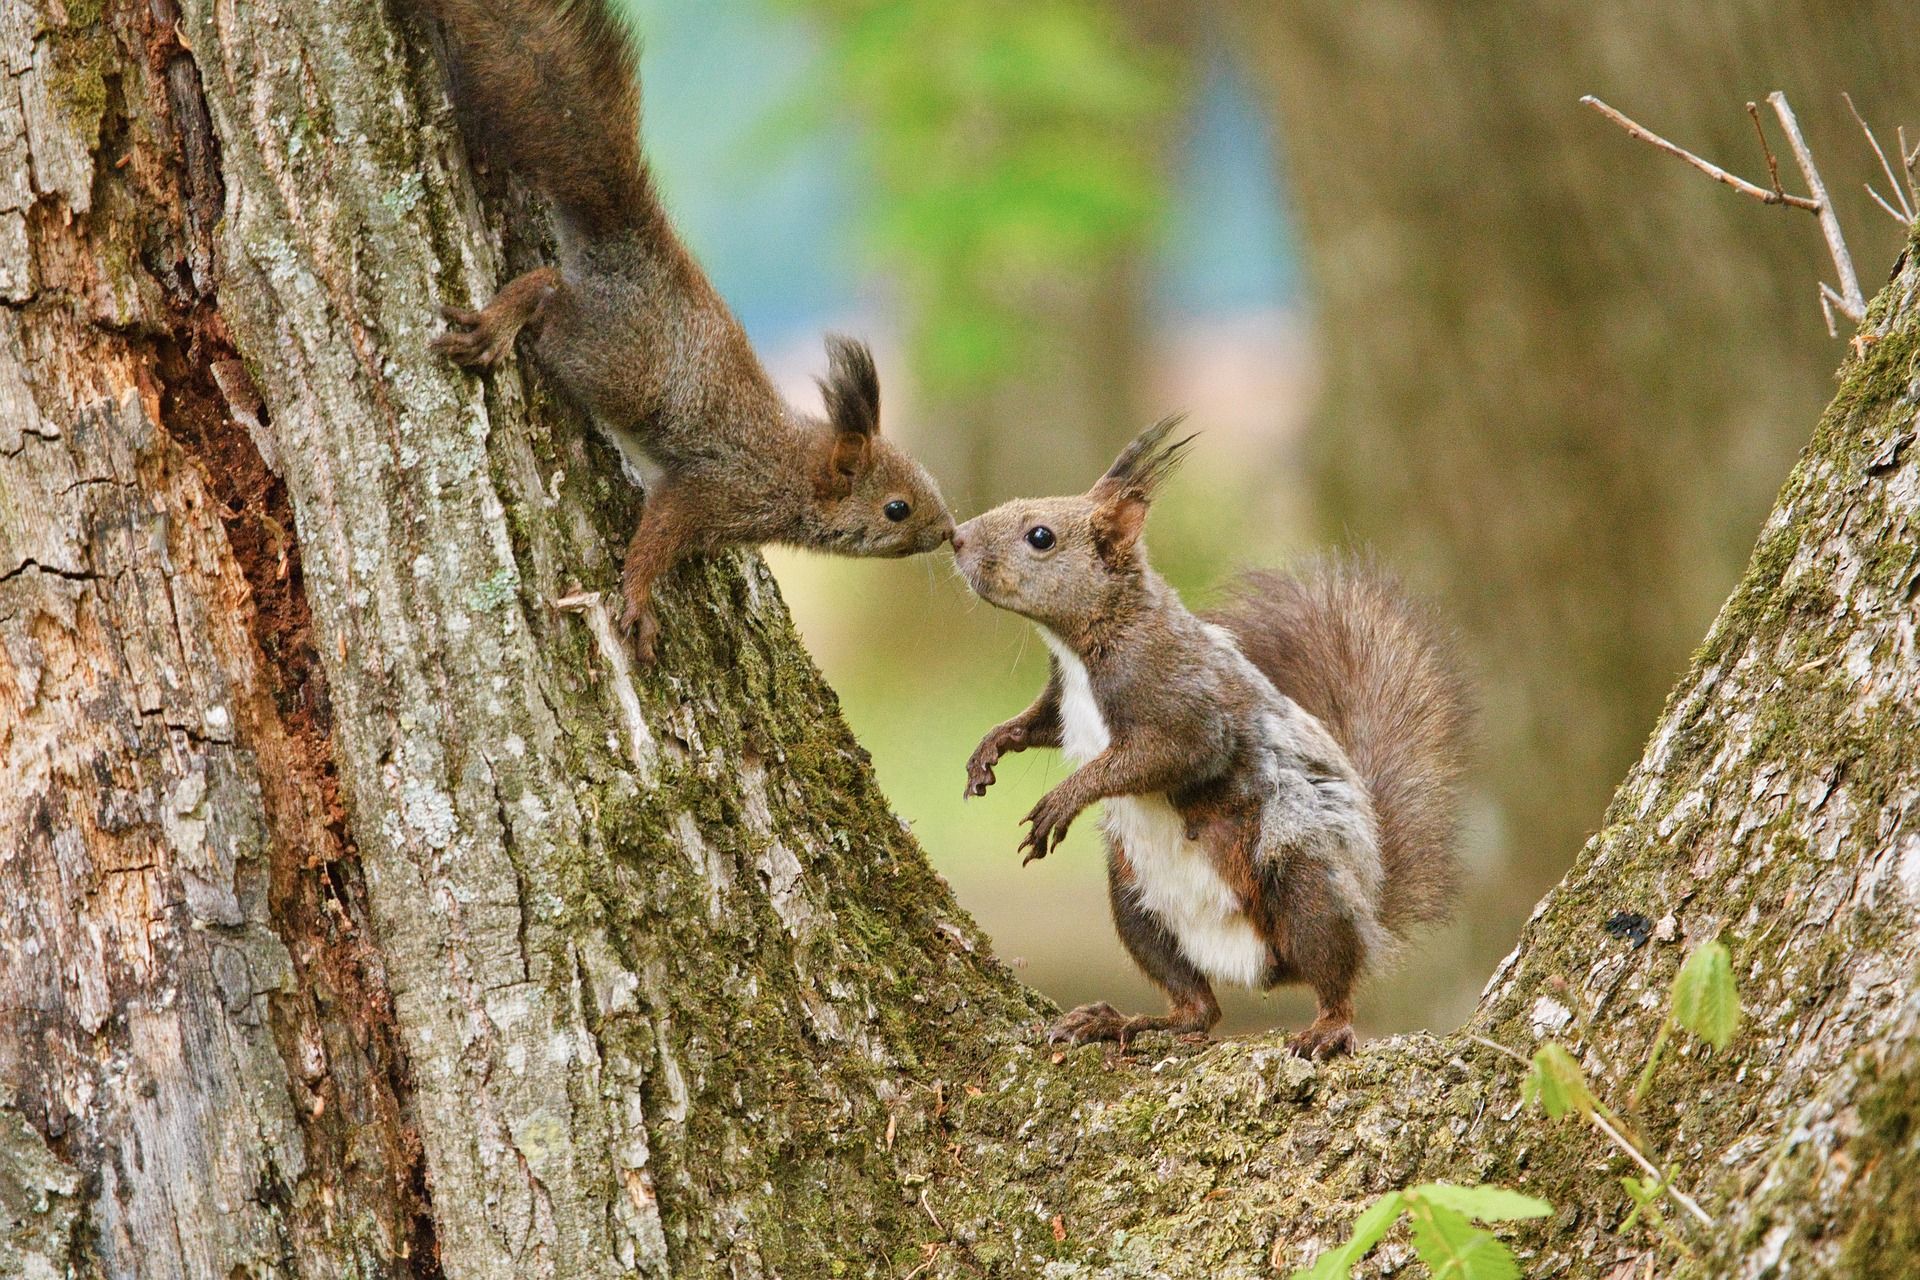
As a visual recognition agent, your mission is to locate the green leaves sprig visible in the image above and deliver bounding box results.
[1294,937,1743,1278]
[1632,939,1741,1106]
[1292,1183,1550,1280]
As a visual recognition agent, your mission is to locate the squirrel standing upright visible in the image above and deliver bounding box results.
[954,419,1470,1059]
[417,0,954,660]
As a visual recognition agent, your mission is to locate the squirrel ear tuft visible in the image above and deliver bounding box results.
[1088,414,1196,560]
[814,337,879,498]
[818,335,881,440]
[1091,414,1195,501]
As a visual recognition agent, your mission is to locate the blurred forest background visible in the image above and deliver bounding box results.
[618,0,1920,1036]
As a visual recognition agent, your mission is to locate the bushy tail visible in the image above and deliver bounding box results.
[419,0,656,240]
[1210,557,1472,937]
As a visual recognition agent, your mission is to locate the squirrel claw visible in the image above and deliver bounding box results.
[432,326,509,369]
[1287,1020,1356,1062]
[618,599,660,665]
[1046,1002,1127,1046]
[432,304,519,369]
[963,762,996,801]
[963,740,1006,800]
[1020,794,1075,862]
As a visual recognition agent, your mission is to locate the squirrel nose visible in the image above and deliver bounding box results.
[950,529,966,553]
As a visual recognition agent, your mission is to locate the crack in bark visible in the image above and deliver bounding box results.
[0,557,96,583]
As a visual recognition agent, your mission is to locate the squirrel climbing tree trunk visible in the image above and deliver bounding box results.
[1,1,1915,1276]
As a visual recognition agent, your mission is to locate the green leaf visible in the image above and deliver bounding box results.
[1619,1175,1658,1205]
[1671,940,1740,1049]
[1289,1191,1405,1280]
[1523,1043,1595,1119]
[1406,1200,1520,1280]
[1617,1175,1658,1232]
[1414,1183,1552,1222]
[1618,1174,1677,1239]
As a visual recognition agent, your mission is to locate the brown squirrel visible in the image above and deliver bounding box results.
[417,0,954,660]
[954,419,1469,1059]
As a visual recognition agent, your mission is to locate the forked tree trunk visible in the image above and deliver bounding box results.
[1,2,1915,1277]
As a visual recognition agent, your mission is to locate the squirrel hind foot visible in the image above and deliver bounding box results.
[1045,1001,1214,1050]
[1046,1002,1126,1046]
[1287,1017,1356,1062]
[431,309,518,369]
[431,268,562,370]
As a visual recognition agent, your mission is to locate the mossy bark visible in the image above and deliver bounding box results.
[2,1,1917,1277]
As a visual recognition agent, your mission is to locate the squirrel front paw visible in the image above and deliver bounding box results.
[964,725,1030,799]
[1017,788,1080,864]
[618,596,661,665]
[963,734,1011,799]
[963,751,997,800]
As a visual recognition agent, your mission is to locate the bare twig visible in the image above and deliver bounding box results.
[1844,92,1915,225]
[919,1189,947,1237]
[1582,96,1818,209]
[1466,1032,1529,1065]
[1590,1107,1717,1229]
[1864,185,1911,228]
[1900,126,1920,211]
[1584,92,1879,337]
[1768,92,1867,329]
[1746,102,1788,199]
[903,1244,944,1280]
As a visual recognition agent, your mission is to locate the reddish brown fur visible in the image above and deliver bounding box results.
[418,0,954,660]
[1207,559,1472,936]
[957,424,1469,1058]
[416,0,652,240]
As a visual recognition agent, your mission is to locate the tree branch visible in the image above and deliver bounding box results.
[1580,96,1818,209]
[1844,91,1916,226]
[1582,93,1871,335]
[1767,91,1867,329]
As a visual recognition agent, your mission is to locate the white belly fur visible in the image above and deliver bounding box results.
[1041,632,1271,989]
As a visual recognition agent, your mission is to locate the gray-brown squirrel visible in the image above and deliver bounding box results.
[417,0,954,661]
[954,419,1470,1058]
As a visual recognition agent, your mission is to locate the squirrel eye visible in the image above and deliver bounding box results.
[884,499,911,523]
[1024,525,1056,551]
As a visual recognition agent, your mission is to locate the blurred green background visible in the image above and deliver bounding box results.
[620,0,1920,1037]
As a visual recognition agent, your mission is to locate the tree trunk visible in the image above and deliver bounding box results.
[2,2,1915,1277]
[1,1,1038,1273]
[1231,1,1920,918]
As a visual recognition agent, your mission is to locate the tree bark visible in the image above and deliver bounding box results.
[2,2,1916,1278]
